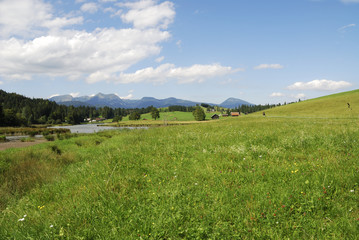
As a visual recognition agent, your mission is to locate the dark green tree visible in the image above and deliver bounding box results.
[129,111,141,120]
[112,115,123,122]
[0,105,5,126]
[193,106,206,121]
[150,107,160,120]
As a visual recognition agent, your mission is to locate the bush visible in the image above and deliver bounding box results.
[129,112,141,120]
[0,135,6,142]
[44,135,55,141]
[193,106,206,121]
[21,137,35,142]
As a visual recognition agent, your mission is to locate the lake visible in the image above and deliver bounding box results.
[51,124,146,134]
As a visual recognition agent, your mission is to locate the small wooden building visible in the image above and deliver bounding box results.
[231,112,240,117]
[211,114,220,120]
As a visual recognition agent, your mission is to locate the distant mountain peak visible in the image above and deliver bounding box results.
[49,93,253,109]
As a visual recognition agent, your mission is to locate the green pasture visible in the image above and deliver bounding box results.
[119,110,221,122]
[256,89,359,118]
[1,90,359,239]
[1,116,359,239]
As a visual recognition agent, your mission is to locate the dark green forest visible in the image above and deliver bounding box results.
[0,90,153,126]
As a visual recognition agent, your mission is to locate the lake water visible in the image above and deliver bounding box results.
[51,124,146,134]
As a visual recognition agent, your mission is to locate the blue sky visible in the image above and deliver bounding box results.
[0,0,358,104]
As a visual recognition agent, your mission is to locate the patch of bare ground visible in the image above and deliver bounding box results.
[0,139,47,151]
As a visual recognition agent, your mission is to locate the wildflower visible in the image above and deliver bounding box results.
[259,155,262,158]
[350,190,355,193]
[195,183,198,185]
[18,215,27,222]
[50,225,54,228]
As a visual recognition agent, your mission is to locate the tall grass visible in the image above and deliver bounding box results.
[0,117,358,239]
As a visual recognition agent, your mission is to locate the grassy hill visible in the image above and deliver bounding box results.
[256,89,359,118]
[1,91,359,239]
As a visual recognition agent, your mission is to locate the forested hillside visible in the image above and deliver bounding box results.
[0,90,150,126]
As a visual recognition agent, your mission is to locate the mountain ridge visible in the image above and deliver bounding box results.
[49,93,253,109]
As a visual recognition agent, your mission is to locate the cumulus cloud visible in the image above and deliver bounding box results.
[119,0,175,29]
[120,90,134,99]
[293,93,306,99]
[253,64,284,70]
[0,0,83,38]
[287,79,352,91]
[81,3,99,14]
[270,92,284,97]
[155,56,165,63]
[0,0,240,87]
[86,63,241,84]
[0,28,170,80]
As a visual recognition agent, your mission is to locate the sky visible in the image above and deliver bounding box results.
[0,0,358,105]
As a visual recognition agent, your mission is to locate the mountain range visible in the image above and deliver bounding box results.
[49,93,253,109]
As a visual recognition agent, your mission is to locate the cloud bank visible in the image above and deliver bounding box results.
[87,63,241,84]
[0,0,237,85]
[287,79,352,91]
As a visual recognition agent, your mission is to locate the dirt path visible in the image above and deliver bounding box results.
[0,140,47,151]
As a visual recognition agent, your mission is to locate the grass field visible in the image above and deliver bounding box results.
[1,90,359,239]
[116,110,221,122]
[256,89,359,118]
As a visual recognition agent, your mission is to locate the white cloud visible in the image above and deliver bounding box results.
[87,63,241,84]
[155,56,164,63]
[270,92,284,97]
[120,90,134,99]
[254,64,284,70]
[287,79,352,91]
[0,0,82,38]
[338,23,356,32]
[70,92,80,97]
[0,28,170,80]
[0,80,3,85]
[119,0,175,29]
[293,93,306,99]
[48,93,60,98]
[81,3,99,14]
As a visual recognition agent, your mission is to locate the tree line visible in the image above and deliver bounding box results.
[0,90,155,126]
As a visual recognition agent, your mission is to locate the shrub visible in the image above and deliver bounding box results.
[0,135,6,142]
[44,135,55,141]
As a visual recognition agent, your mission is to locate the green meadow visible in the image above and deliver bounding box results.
[1,91,359,239]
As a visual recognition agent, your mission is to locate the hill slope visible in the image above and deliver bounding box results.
[259,89,359,118]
